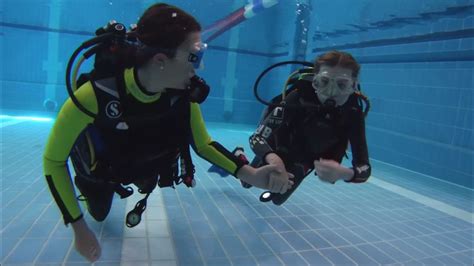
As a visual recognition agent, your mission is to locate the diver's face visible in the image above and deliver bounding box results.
[312,65,356,106]
[163,32,203,89]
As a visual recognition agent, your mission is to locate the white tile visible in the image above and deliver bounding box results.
[149,237,176,261]
[147,220,170,237]
[121,238,149,261]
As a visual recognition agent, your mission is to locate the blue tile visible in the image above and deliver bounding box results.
[231,256,257,265]
[403,221,437,235]
[169,220,193,237]
[277,252,308,265]
[433,254,468,265]
[209,218,235,235]
[331,228,366,245]
[260,233,294,253]
[165,207,186,220]
[255,254,284,266]
[372,242,413,262]
[205,257,232,266]
[4,238,45,264]
[316,229,350,247]
[434,233,471,250]
[36,238,72,263]
[195,237,226,259]
[392,222,426,237]
[183,206,207,222]
[326,213,358,227]
[349,226,383,243]
[219,206,243,221]
[252,205,277,218]
[298,216,327,230]
[386,239,428,260]
[1,237,20,261]
[101,219,124,238]
[190,220,216,238]
[416,256,445,265]
[2,219,33,238]
[178,258,204,266]
[365,224,398,240]
[339,246,379,265]
[451,251,474,264]
[239,234,273,257]
[289,205,314,216]
[280,232,312,251]
[299,230,332,249]
[265,217,292,232]
[410,236,450,255]
[299,250,332,265]
[312,215,344,229]
[381,223,412,239]
[319,248,357,265]
[219,235,250,258]
[174,237,203,264]
[356,243,397,264]
[246,218,275,234]
[267,205,294,217]
[234,204,261,219]
[450,229,473,247]
[231,220,258,238]
[280,216,310,231]
[52,221,76,239]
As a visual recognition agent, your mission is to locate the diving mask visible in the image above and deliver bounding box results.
[312,67,356,106]
[188,42,207,69]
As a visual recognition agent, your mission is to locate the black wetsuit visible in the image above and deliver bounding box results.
[249,80,371,205]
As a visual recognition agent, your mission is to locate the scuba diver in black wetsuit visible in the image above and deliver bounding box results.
[244,50,372,205]
[43,4,292,263]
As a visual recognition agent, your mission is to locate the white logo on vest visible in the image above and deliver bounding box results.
[105,101,122,118]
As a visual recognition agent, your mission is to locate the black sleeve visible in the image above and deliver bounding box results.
[249,90,299,162]
[347,105,371,183]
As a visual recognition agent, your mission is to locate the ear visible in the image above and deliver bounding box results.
[151,53,169,65]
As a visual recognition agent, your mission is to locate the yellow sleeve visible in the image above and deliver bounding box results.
[189,103,244,176]
[43,82,97,225]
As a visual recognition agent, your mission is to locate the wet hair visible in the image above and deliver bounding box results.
[137,3,201,51]
[119,3,201,67]
[313,50,360,78]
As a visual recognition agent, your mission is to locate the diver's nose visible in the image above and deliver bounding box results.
[327,85,338,97]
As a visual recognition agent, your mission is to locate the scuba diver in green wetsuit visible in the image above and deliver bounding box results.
[43,3,292,263]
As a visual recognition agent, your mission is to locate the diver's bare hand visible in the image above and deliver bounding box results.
[236,164,293,192]
[314,159,344,184]
[267,168,294,194]
[72,218,101,262]
[265,153,294,193]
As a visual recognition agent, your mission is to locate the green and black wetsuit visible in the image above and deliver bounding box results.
[43,68,244,225]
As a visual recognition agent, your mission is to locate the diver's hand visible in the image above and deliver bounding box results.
[264,153,294,193]
[71,218,101,262]
[236,164,294,193]
[267,168,295,194]
[314,159,352,184]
